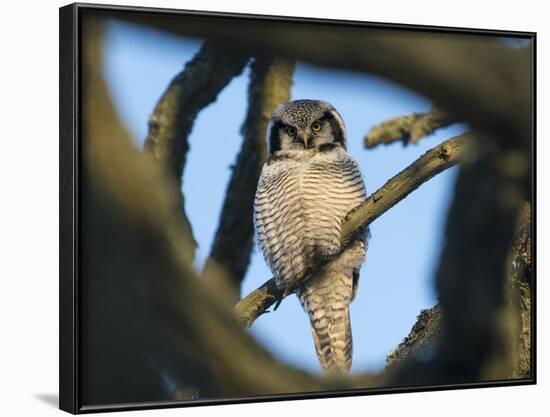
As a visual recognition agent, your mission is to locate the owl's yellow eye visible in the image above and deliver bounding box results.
[311,120,322,132]
[286,126,297,136]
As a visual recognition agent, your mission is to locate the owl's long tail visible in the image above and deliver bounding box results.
[297,242,364,374]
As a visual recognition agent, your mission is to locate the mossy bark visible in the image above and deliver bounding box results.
[365,106,458,148]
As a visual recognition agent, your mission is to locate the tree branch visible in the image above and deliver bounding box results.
[365,106,458,149]
[81,15,532,399]
[509,203,532,378]
[119,16,531,147]
[387,200,532,377]
[80,18,336,400]
[143,41,249,257]
[431,145,527,382]
[386,304,442,367]
[236,133,472,327]
[202,57,295,300]
[389,134,530,386]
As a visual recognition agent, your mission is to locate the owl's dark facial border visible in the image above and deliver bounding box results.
[268,120,285,155]
[319,110,347,150]
[267,107,347,157]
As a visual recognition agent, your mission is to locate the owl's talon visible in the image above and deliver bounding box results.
[273,297,284,311]
[273,286,291,311]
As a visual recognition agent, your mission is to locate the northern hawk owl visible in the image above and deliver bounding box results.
[254,99,368,373]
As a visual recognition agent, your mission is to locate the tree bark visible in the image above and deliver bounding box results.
[80,14,533,403]
[364,106,458,148]
[144,41,249,259]
[120,15,531,146]
[386,305,442,367]
[80,18,332,401]
[386,202,532,381]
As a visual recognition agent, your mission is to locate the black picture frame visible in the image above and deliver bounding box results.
[60,2,536,414]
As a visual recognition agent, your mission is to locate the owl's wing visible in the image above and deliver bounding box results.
[254,161,284,285]
[253,158,308,290]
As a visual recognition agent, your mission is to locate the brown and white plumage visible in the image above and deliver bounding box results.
[254,100,368,373]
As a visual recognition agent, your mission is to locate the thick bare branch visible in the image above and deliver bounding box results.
[143,41,249,256]
[81,18,334,401]
[119,16,531,146]
[432,146,527,382]
[357,160,531,389]
[389,136,530,386]
[203,57,295,300]
[80,14,533,400]
[365,106,458,148]
[236,133,472,327]
[81,17,200,403]
[509,203,532,378]
[387,200,532,376]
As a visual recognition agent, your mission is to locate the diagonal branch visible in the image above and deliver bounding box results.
[202,57,295,300]
[236,133,473,327]
[365,106,458,149]
[143,41,249,256]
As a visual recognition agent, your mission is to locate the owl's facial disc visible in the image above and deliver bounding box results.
[285,112,344,150]
[267,100,347,156]
[304,117,336,149]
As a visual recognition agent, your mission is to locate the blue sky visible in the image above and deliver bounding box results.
[102,20,468,375]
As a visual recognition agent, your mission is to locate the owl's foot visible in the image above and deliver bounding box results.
[274,286,291,311]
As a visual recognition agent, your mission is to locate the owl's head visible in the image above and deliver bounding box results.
[266,99,347,156]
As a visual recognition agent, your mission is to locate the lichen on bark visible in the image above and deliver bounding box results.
[365,106,458,149]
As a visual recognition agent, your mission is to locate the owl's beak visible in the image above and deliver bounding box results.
[302,133,310,148]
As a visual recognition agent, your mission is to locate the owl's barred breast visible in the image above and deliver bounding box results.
[254,147,366,289]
